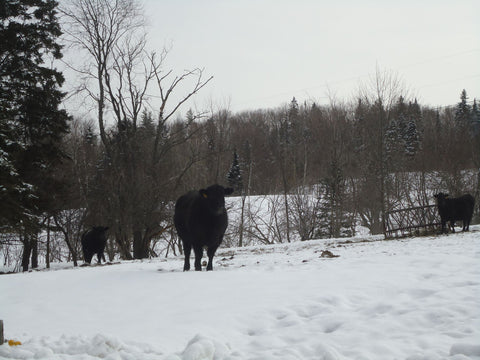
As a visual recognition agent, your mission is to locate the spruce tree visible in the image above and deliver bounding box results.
[227,150,243,194]
[288,97,299,121]
[472,99,480,125]
[404,118,419,157]
[404,100,421,157]
[455,89,471,126]
[384,119,399,162]
[140,110,155,134]
[0,0,70,230]
[394,96,408,138]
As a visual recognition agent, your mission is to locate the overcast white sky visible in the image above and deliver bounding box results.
[141,0,479,113]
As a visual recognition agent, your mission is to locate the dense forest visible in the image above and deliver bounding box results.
[1,0,479,272]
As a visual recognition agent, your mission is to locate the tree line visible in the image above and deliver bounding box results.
[1,0,479,271]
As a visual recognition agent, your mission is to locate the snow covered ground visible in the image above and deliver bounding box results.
[1,227,479,360]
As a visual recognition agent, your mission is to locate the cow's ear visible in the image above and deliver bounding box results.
[445,194,449,198]
[224,187,234,195]
[200,189,208,199]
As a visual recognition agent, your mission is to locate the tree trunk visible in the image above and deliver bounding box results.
[46,218,51,269]
[22,236,32,272]
[133,230,149,259]
[115,233,133,260]
[31,236,38,269]
[476,168,480,222]
[63,234,78,267]
[371,208,384,235]
[239,194,246,247]
[283,189,291,243]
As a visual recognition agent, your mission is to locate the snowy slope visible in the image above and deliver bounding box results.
[1,228,479,360]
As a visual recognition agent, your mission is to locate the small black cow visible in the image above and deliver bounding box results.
[434,193,475,233]
[81,226,109,264]
[174,184,234,271]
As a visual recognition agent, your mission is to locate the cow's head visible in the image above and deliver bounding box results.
[199,184,234,215]
[434,193,449,206]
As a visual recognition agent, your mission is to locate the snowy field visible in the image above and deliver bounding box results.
[1,227,479,360]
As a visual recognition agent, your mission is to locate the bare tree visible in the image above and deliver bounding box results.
[354,67,411,234]
[61,0,212,259]
[61,0,145,152]
[52,209,86,266]
[290,187,321,241]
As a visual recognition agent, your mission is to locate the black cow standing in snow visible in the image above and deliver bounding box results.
[434,193,475,233]
[174,184,234,271]
[81,226,109,264]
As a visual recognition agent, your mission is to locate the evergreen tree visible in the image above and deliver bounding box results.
[227,150,243,194]
[404,118,419,157]
[472,99,480,124]
[186,108,195,123]
[139,110,157,146]
[455,89,471,126]
[316,159,353,239]
[404,100,421,157]
[353,99,368,153]
[384,119,399,162]
[288,97,299,121]
[140,110,155,134]
[393,96,408,138]
[0,0,70,231]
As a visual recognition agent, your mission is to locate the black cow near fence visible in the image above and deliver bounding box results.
[434,193,475,233]
[81,226,109,264]
[174,184,234,271]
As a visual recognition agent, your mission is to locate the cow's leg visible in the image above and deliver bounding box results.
[206,245,218,271]
[193,245,203,271]
[450,221,455,233]
[97,252,102,264]
[183,242,191,271]
[440,220,447,234]
[84,249,93,264]
[83,245,90,264]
